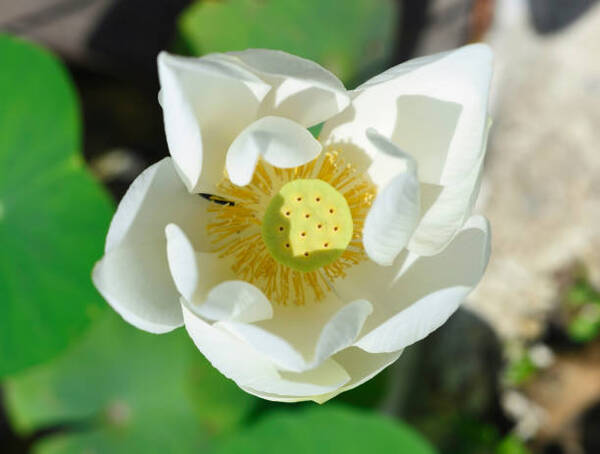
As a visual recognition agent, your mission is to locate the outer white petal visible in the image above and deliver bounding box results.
[226,116,322,186]
[157,52,271,193]
[165,223,273,323]
[362,130,420,265]
[93,158,207,333]
[408,120,490,255]
[227,49,350,127]
[218,299,373,373]
[321,44,492,185]
[182,303,350,398]
[243,347,402,403]
[334,215,490,353]
[93,241,181,334]
[322,45,492,254]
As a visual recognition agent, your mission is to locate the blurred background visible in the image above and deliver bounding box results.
[1,0,599,453]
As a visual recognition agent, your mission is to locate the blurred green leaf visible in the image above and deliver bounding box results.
[185,355,256,435]
[0,35,113,377]
[4,311,256,453]
[177,0,397,86]
[215,405,437,454]
[496,435,532,454]
[336,363,391,409]
[566,279,600,307]
[504,352,537,386]
[567,306,600,343]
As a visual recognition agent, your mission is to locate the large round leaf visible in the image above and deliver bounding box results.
[216,406,437,454]
[0,35,113,377]
[177,0,397,85]
[4,311,256,453]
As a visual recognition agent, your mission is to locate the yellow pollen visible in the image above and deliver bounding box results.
[206,149,376,306]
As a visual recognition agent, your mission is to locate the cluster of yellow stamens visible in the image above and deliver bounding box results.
[206,149,376,306]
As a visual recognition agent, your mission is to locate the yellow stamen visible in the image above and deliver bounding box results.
[207,149,376,306]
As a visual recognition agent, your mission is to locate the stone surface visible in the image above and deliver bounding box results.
[467,0,600,341]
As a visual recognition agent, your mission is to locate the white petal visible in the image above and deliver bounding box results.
[228,49,350,127]
[321,44,492,186]
[94,158,208,333]
[218,299,372,373]
[158,52,271,193]
[165,224,273,323]
[355,286,472,353]
[105,158,210,253]
[322,45,492,254]
[408,120,490,255]
[314,300,373,363]
[182,302,349,398]
[313,347,403,403]
[225,116,322,186]
[362,131,420,265]
[334,215,490,353]
[200,281,273,323]
[244,347,402,403]
[164,223,230,301]
[218,320,306,372]
[93,241,181,334]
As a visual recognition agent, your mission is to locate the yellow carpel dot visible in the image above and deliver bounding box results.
[261,179,353,272]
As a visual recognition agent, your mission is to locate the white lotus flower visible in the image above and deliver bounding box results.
[93,45,493,403]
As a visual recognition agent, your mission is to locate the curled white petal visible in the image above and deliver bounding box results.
[333,215,491,353]
[243,347,402,403]
[158,52,271,193]
[321,44,493,254]
[322,44,492,184]
[362,130,420,265]
[93,241,181,334]
[408,118,491,255]
[226,116,322,186]
[228,49,350,126]
[218,299,373,373]
[165,224,272,323]
[182,302,349,398]
[200,281,273,323]
[93,158,208,334]
[313,300,373,363]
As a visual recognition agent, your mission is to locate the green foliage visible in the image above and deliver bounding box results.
[566,279,600,307]
[0,35,113,377]
[567,308,600,342]
[215,405,437,454]
[177,0,397,86]
[308,122,324,139]
[565,278,600,343]
[496,435,532,454]
[4,311,256,453]
[504,351,537,386]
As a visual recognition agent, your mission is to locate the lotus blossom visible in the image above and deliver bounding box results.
[93,44,493,402]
